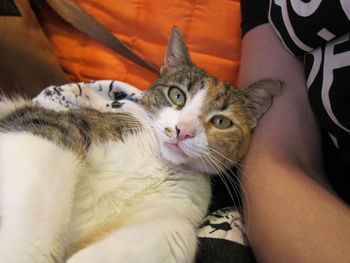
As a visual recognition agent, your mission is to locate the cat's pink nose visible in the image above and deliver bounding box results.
[176,123,195,141]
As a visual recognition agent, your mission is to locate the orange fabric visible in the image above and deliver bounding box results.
[41,0,241,90]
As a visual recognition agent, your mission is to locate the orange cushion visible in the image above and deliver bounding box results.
[41,0,241,90]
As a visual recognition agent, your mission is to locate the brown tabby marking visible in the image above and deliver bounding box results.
[0,103,142,157]
[201,78,252,166]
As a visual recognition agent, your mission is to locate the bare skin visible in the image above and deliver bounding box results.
[238,24,350,263]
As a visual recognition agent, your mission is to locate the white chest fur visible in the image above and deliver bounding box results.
[0,128,211,262]
[68,130,211,253]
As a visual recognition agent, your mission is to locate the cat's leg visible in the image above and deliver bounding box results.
[67,214,197,263]
[0,133,80,263]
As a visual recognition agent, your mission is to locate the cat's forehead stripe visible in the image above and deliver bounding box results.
[219,82,235,111]
[203,78,236,112]
[206,78,229,99]
[187,78,207,93]
[187,79,196,92]
[200,80,205,90]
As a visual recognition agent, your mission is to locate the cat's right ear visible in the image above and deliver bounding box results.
[160,27,194,75]
[241,78,283,127]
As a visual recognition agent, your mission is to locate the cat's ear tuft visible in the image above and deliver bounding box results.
[161,27,193,75]
[241,78,283,126]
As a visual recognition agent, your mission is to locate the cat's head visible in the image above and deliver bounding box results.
[141,28,281,173]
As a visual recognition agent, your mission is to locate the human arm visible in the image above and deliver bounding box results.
[238,23,350,262]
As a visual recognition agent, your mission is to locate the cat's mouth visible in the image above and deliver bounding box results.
[164,142,188,157]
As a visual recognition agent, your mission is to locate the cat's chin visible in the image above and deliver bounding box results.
[160,143,215,174]
[161,142,189,165]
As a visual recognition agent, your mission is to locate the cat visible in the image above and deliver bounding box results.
[0,28,281,263]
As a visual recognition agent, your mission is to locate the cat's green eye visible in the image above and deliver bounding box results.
[211,115,233,129]
[168,86,186,106]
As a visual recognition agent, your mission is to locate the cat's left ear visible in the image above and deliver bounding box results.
[241,78,283,126]
[160,27,194,75]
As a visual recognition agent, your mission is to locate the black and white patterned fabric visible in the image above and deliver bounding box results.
[196,208,256,263]
[197,207,248,245]
[33,80,143,112]
[241,0,350,204]
[34,81,255,262]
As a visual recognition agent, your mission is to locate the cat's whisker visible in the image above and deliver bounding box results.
[205,145,262,177]
[197,157,213,182]
[206,146,251,176]
[202,153,239,207]
[206,153,251,226]
[199,152,235,197]
[206,146,239,167]
[199,147,244,204]
[205,146,257,172]
[207,154,244,209]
